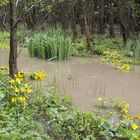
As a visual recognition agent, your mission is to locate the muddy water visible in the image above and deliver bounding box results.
[0,48,140,115]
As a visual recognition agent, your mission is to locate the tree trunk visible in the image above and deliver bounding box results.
[9,0,18,77]
[97,0,105,34]
[71,4,77,38]
[117,0,130,44]
[83,1,93,51]
[108,1,115,38]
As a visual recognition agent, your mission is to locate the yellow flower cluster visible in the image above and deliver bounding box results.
[102,50,131,72]
[98,97,103,102]
[9,77,32,106]
[32,71,47,80]
[116,64,131,72]
[14,71,47,81]
[96,97,140,134]
[8,70,47,106]
[0,65,9,73]
[14,71,26,80]
[131,123,139,130]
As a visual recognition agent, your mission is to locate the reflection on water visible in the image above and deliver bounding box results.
[0,48,140,115]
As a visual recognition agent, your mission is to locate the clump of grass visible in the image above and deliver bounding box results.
[27,28,72,60]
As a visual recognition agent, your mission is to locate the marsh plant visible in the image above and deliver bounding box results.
[0,65,140,140]
[27,28,72,60]
[101,50,133,72]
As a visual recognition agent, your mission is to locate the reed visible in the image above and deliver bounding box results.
[27,28,72,60]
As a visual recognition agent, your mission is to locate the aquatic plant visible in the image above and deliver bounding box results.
[96,97,140,139]
[27,28,72,60]
[0,66,140,139]
[101,50,133,72]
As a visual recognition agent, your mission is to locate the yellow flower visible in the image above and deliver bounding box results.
[131,123,138,130]
[34,75,38,80]
[18,96,26,102]
[98,97,103,102]
[103,51,110,55]
[135,116,140,121]
[20,87,25,93]
[124,103,129,109]
[15,78,21,84]
[109,112,113,116]
[9,79,15,84]
[27,88,32,94]
[24,84,28,89]
[123,109,128,114]
[27,72,32,77]
[11,97,17,103]
[113,98,119,102]
[15,87,19,93]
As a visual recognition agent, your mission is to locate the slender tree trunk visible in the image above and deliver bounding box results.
[83,1,93,51]
[97,0,105,34]
[108,1,115,38]
[71,4,77,38]
[9,0,18,77]
[117,0,130,44]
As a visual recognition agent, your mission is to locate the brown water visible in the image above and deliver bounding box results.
[0,48,140,115]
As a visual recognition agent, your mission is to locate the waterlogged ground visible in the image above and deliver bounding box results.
[0,48,140,115]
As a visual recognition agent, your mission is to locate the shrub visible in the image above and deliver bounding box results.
[94,35,123,55]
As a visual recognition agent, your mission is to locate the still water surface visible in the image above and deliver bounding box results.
[0,49,140,115]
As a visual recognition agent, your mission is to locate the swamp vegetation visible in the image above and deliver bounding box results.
[0,0,140,139]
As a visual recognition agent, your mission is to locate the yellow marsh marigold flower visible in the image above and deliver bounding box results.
[124,103,129,109]
[131,123,139,130]
[9,79,15,84]
[15,87,19,93]
[113,98,119,102]
[15,78,21,84]
[20,87,25,93]
[18,97,26,102]
[11,97,17,103]
[135,116,140,121]
[122,109,128,114]
[24,84,28,89]
[27,88,32,94]
[98,97,103,102]
[103,51,110,55]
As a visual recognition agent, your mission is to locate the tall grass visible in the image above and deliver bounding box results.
[27,28,72,60]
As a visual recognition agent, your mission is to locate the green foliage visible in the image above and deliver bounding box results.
[101,50,133,72]
[0,0,9,7]
[123,39,134,57]
[27,28,72,60]
[94,35,123,55]
[0,69,140,140]
[72,37,91,57]
[0,31,10,49]
[95,97,140,139]
[0,68,50,140]
[0,26,27,49]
